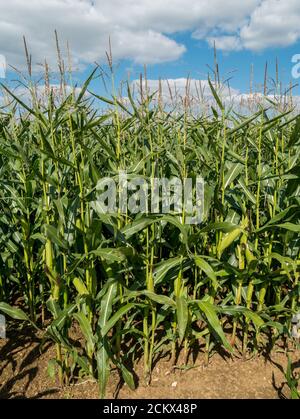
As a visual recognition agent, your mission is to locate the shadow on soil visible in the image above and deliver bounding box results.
[0,326,55,399]
[1,324,298,399]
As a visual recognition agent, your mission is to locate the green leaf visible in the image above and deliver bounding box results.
[153,257,184,285]
[45,325,73,351]
[46,298,61,318]
[91,247,132,263]
[51,304,76,330]
[73,312,95,352]
[0,302,30,322]
[99,282,118,329]
[275,222,300,232]
[200,222,238,234]
[227,110,261,136]
[84,113,113,130]
[101,303,135,337]
[288,116,300,147]
[90,128,117,159]
[127,81,142,120]
[197,300,232,352]
[76,67,98,104]
[121,215,188,244]
[224,163,243,189]
[194,256,217,285]
[176,296,189,342]
[44,225,68,250]
[238,179,256,204]
[121,216,158,239]
[0,83,46,125]
[256,222,300,233]
[120,364,135,390]
[97,341,110,399]
[143,291,176,307]
[208,77,224,111]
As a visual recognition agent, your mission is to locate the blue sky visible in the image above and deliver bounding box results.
[1,1,300,97]
[110,37,300,95]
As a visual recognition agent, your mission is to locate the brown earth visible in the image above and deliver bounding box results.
[0,324,299,399]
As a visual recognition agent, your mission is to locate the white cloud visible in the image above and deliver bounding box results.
[204,0,300,52]
[0,0,187,70]
[206,36,242,52]
[240,0,300,50]
[0,0,299,71]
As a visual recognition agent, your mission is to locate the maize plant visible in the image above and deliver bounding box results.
[0,64,299,398]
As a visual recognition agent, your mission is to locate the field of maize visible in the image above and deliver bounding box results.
[0,60,299,398]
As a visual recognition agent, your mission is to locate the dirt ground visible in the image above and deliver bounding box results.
[0,324,299,399]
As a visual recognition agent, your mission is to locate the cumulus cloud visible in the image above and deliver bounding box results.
[0,0,187,70]
[0,0,299,71]
[200,0,300,52]
[240,0,300,50]
[206,36,242,52]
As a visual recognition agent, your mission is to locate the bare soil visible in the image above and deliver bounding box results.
[0,324,299,399]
